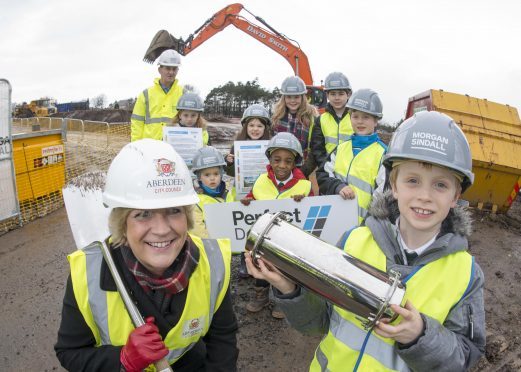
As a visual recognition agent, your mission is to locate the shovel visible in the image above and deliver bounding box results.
[63,171,173,372]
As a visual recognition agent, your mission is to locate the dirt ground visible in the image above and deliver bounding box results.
[0,200,520,371]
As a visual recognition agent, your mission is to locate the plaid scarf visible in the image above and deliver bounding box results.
[273,112,310,159]
[121,236,199,305]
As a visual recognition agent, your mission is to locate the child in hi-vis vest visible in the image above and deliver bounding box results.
[225,103,273,279]
[241,132,313,318]
[170,92,211,145]
[316,89,387,225]
[311,71,353,167]
[189,146,235,238]
[225,103,272,177]
[246,111,485,371]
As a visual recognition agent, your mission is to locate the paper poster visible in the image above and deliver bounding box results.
[234,140,269,198]
[163,126,203,168]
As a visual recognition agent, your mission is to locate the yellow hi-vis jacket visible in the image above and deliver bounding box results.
[310,226,474,372]
[251,173,312,200]
[320,112,353,154]
[190,189,236,238]
[67,235,231,368]
[333,140,385,224]
[131,78,183,141]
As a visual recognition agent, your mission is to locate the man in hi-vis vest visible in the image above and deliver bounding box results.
[246,111,485,371]
[131,50,184,142]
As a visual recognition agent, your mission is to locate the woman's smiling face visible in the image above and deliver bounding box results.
[126,207,188,276]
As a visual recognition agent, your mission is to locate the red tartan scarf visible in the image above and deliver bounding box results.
[121,236,199,296]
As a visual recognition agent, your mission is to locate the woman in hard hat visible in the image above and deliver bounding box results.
[170,92,211,145]
[55,139,238,371]
[225,103,273,177]
[271,76,319,178]
[190,146,236,239]
[240,132,313,319]
[246,111,485,371]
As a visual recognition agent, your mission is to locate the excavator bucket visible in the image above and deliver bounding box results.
[143,30,185,63]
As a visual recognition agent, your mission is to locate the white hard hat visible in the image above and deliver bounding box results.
[103,139,198,209]
[157,49,182,67]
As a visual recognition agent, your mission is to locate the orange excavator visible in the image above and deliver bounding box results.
[143,3,327,110]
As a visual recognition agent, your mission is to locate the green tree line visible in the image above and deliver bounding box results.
[204,78,279,117]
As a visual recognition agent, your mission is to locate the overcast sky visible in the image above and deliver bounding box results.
[1,0,520,124]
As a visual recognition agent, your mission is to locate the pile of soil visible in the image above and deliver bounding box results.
[52,109,131,123]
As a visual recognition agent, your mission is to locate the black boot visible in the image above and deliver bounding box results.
[239,252,250,279]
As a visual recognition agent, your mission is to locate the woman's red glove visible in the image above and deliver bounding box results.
[120,317,169,372]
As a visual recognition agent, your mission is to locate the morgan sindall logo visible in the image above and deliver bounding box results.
[303,205,331,237]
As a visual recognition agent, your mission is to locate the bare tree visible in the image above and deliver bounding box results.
[91,94,107,109]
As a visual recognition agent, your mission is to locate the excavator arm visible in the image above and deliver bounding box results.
[143,3,326,108]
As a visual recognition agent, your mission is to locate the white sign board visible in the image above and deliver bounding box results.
[0,79,18,222]
[234,140,269,199]
[163,126,203,168]
[205,195,358,253]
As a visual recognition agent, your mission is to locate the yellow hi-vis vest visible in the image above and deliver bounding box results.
[67,235,231,368]
[196,190,236,216]
[251,173,312,200]
[131,78,183,141]
[190,190,237,238]
[310,226,474,372]
[333,140,385,224]
[320,112,353,154]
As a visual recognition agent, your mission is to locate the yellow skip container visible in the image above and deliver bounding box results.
[406,89,521,213]
[12,129,66,205]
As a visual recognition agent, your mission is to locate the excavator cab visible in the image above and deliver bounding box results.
[307,87,327,110]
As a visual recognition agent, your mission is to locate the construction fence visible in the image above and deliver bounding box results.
[0,117,131,235]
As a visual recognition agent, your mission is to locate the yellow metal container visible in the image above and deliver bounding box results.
[406,89,521,213]
[12,129,66,203]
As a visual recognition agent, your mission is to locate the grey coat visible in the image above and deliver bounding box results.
[273,190,485,371]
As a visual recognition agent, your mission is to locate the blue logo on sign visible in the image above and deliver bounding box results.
[303,205,331,237]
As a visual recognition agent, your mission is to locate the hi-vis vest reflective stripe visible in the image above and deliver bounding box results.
[196,189,236,220]
[310,227,474,372]
[334,140,385,224]
[131,78,183,141]
[252,173,312,200]
[68,235,231,367]
[320,112,353,154]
